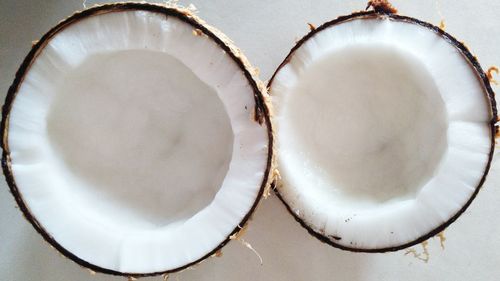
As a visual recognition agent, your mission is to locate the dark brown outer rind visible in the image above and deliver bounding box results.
[0,3,274,277]
[268,10,498,253]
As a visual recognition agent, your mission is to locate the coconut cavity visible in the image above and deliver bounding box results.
[271,16,494,250]
[282,44,448,208]
[46,49,233,227]
[5,6,270,274]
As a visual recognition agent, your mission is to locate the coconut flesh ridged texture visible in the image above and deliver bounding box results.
[1,3,273,277]
[269,5,497,252]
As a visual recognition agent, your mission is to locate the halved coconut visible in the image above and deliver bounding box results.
[269,4,497,252]
[1,3,273,276]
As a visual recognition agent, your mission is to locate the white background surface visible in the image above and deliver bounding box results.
[1,0,500,280]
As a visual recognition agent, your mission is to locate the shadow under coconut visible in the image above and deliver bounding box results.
[45,50,233,228]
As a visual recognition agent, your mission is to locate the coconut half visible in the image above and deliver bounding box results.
[1,3,273,276]
[269,7,497,252]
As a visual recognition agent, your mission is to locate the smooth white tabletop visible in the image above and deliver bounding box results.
[1,0,500,280]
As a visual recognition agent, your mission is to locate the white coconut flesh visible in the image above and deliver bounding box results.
[7,10,269,273]
[271,17,494,250]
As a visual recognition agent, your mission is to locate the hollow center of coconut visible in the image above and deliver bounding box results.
[46,49,233,227]
[282,44,447,208]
